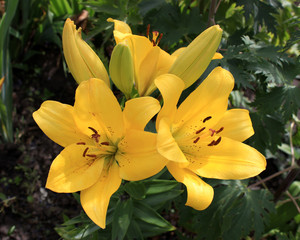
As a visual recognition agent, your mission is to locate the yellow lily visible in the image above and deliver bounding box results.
[32,78,167,228]
[108,18,223,96]
[154,67,266,210]
[62,19,110,86]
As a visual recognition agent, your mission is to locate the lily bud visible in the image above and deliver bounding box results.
[109,43,134,98]
[169,25,223,88]
[62,18,110,86]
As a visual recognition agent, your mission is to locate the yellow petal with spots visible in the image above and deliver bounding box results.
[81,162,121,229]
[174,67,234,136]
[169,25,222,88]
[46,144,104,192]
[63,19,109,85]
[32,100,90,147]
[186,137,266,179]
[74,78,124,143]
[116,130,167,181]
[167,162,214,210]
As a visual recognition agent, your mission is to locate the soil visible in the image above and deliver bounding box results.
[0,45,81,239]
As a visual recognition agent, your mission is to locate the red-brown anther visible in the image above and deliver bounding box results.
[196,127,206,134]
[76,142,86,145]
[157,33,163,45]
[88,126,98,134]
[193,137,200,143]
[203,116,212,123]
[216,127,224,134]
[214,137,222,146]
[152,40,156,46]
[83,147,89,157]
[207,140,215,146]
[147,24,150,38]
[86,154,97,158]
[101,142,110,146]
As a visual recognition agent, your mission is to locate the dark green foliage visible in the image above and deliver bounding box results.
[191,181,275,240]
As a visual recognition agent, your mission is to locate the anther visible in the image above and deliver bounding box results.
[214,137,222,145]
[203,116,212,123]
[157,33,163,45]
[196,127,206,134]
[147,24,150,38]
[88,127,98,134]
[101,142,110,146]
[193,137,200,143]
[92,133,100,143]
[76,142,86,145]
[207,140,215,146]
[216,127,224,134]
[86,154,97,158]
[83,147,89,157]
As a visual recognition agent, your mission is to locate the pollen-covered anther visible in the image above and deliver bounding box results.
[196,127,206,134]
[101,142,110,146]
[88,127,100,143]
[83,147,89,157]
[207,140,215,146]
[193,137,200,143]
[203,116,212,123]
[214,137,222,145]
[216,127,224,133]
[76,142,86,145]
[86,154,97,158]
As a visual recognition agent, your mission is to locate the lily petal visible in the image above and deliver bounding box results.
[63,19,109,85]
[212,52,223,59]
[32,100,89,147]
[157,118,188,163]
[213,109,254,142]
[174,67,234,136]
[167,162,214,210]
[116,130,167,181]
[46,144,104,193]
[155,73,185,126]
[107,18,132,34]
[81,162,121,229]
[123,97,161,131]
[185,137,266,179]
[169,25,222,88]
[74,78,124,143]
[138,46,160,96]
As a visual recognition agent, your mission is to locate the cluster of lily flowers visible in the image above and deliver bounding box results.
[33,18,266,229]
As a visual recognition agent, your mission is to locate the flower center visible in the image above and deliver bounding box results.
[191,116,224,147]
[147,24,163,46]
[77,126,118,163]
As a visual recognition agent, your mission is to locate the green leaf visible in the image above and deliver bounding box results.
[193,181,275,240]
[143,190,183,209]
[124,181,146,200]
[144,179,179,195]
[133,201,175,237]
[112,199,133,240]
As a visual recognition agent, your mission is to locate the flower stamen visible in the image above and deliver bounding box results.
[203,116,212,123]
[83,147,89,157]
[77,142,86,145]
[196,127,206,134]
[193,137,200,143]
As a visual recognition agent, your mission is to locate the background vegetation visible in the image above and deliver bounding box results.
[0,0,299,239]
